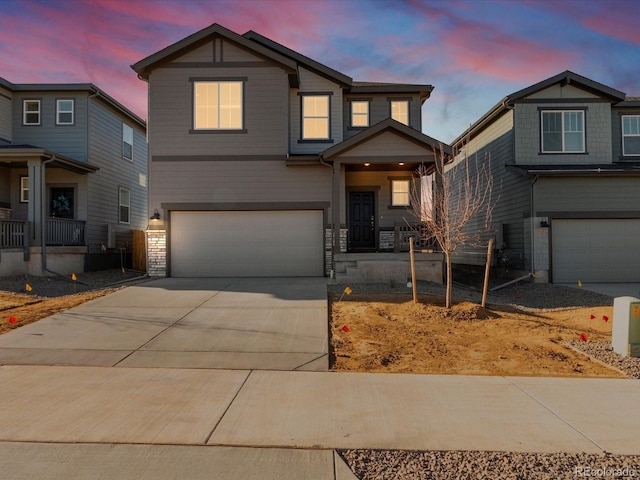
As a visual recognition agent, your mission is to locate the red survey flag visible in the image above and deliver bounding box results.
[8,316,18,324]
[602,315,609,322]
[341,325,350,333]
[590,314,596,320]
[579,333,589,342]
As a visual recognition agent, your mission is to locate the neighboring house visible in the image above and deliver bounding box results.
[0,76,147,276]
[449,70,640,283]
[132,23,448,280]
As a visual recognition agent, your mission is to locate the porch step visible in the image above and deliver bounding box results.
[335,260,410,285]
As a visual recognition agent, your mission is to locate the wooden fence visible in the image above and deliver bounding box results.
[132,230,146,272]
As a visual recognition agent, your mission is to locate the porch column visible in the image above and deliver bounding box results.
[331,159,342,273]
[26,159,44,245]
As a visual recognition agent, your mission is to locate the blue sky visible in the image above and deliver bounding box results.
[1,0,639,143]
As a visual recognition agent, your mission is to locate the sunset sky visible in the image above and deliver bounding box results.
[1,0,639,143]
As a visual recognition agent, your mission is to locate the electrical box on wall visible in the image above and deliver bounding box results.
[612,296,640,358]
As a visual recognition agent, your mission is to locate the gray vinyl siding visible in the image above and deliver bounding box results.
[342,94,422,139]
[534,177,640,214]
[86,99,148,252]
[290,67,343,155]
[514,101,613,165]
[450,110,531,267]
[12,92,88,161]
[0,88,11,143]
[0,166,10,205]
[148,63,288,157]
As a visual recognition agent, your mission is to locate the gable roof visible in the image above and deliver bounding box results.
[452,71,628,147]
[321,118,452,160]
[132,23,299,85]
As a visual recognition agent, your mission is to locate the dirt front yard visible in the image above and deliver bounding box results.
[330,292,624,378]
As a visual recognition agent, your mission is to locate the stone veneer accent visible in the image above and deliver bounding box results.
[146,229,167,277]
[325,228,348,276]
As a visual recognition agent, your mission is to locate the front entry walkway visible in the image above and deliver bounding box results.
[0,277,329,371]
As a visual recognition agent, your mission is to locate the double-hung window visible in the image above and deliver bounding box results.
[390,100,409,125]
[118,187,130,224]
[20,177,29,203]
[301,94,330,140]
[351,100,369,127]
[391,179,410,207]
[622,115,640,156]
[541,110,585,153]
[56,99,74,125]
[23,100,40,125]
[122,123,133,160]
[194,81,243,130]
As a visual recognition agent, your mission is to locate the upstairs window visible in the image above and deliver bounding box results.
[194,81,243,130]
[119,187,130,224]
[23,100,40,125]
[302,94,330,140]
[56,99,74,125]
[122,123,133,160]
[351,100,369,127]
[390,100,409,125]
[541,110,585,153]
[622,115,640,156]
[391,179,410,207]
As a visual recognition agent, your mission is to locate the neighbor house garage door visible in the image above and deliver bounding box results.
[552,219,640,283]
[170,210,324,277]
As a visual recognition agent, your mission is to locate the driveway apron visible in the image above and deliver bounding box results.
[0,277,329,371]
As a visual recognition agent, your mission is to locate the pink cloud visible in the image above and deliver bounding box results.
[581,11,640,46]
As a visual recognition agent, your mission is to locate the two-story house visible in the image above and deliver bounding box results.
[0,77,148,276]
[133,23,448,280]
[450,71,640,284]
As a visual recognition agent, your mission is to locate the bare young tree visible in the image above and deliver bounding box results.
[409,145,494,308]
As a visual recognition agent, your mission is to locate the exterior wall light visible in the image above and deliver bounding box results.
[150,209,160,220]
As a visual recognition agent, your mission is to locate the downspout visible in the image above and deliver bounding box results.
[319,155,335,277]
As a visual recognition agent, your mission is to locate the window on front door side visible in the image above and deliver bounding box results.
[302,95,330,140]
[391,179,410,207]
[391,100,409,125]
[541,110,584,153]
[622,115,640,156]
[194,81,243,130]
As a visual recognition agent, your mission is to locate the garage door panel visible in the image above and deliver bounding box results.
[171,211,324,277]
[552,219,640,283]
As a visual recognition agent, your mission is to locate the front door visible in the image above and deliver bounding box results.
[348,191,376,251]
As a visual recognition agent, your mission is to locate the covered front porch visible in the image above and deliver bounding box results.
[320,119,450,284]
[0,146,98,276]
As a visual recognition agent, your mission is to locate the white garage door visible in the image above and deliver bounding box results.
[170,210,324,277]
[552,219,640,283]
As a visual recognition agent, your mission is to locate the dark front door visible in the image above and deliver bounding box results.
[349,191,375,251]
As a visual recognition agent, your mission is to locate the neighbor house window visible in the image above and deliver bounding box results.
[23,100,40,125]
[351,100,369,127]
[622,115,640,156]
[20,177,29,203]
[122,123,133,160]
[541,110,585,153]
[56,99,74,125]
[301,94,330,140]
[391,179,410,207]
[194,81,243,130]
[390,100,409,125]
[119,187,130,224]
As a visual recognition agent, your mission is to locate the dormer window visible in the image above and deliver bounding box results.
[541,110,585,153]
[622,115,640,156]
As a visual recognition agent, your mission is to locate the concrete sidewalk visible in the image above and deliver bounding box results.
[0,365,639,478]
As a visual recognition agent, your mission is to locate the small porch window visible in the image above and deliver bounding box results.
[20,176,29,203]
[119,187,130,224]
[391,179,410,207]
[50,187,74,219]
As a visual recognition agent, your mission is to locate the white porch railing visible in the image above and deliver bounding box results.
[46,218,86,246]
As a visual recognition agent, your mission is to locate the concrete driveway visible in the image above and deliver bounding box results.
[0,277,329,371]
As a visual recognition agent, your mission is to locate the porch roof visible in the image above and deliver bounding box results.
[0,145,99,174]
[320,118,452,162]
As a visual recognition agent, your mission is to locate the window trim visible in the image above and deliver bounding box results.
[118,187,131,224]
[389,177,411,208]
[122,123,133,161]
[622,114,640,157]
[56,99,74,126]
[20,176,29,203]
[191,79,246,132]
[350,100,370,128]
[23,99,41,126]
[299,92,332,142]
[389,99,410,126]
[539,108,587,154]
